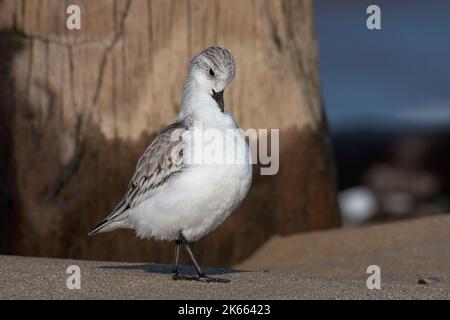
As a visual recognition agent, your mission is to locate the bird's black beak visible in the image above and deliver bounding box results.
[212,89,224,113]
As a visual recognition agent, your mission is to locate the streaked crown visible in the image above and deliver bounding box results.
[190,46,236,84]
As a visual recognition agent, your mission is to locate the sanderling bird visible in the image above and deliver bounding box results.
[89,47,252,282]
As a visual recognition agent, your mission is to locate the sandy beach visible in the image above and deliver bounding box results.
[0,215,448,299]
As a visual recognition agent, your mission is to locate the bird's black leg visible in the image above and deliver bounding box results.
[184,237,231,283]
[171,233,231,283]
[171,239,181,275]
[171,233,197,281]
[184,243,206,278]
[171,234,191,281]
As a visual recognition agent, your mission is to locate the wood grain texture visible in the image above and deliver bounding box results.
[0,0,340,266]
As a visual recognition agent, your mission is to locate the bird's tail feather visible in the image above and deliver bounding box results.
[88,219,111,236]
[89,198,129,236]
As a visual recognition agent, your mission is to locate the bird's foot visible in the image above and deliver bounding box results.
[171,273,231,283]
[199,276,231,283]
[172,273,200,281]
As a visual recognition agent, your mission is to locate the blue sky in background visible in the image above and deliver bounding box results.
[314,0,450,133]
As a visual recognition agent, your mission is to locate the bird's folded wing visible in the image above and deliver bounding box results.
[105,122,187,221]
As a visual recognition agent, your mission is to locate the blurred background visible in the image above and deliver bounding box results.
[315,0,450,227]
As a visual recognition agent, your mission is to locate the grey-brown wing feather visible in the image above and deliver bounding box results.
[125,122,186,208]
[89,122,187,234]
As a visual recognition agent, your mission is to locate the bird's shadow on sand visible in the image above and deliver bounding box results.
[98,263,245,276]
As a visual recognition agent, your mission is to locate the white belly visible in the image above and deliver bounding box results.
[129,123,252,241]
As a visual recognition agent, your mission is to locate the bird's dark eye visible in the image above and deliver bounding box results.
[209,68,215,77]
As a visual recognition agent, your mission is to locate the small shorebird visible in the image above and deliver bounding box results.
[89,47,252,282]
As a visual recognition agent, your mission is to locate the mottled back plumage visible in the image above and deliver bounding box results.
[89,122,187,235]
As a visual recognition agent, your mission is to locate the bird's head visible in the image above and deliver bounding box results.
[188,47,236,112]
